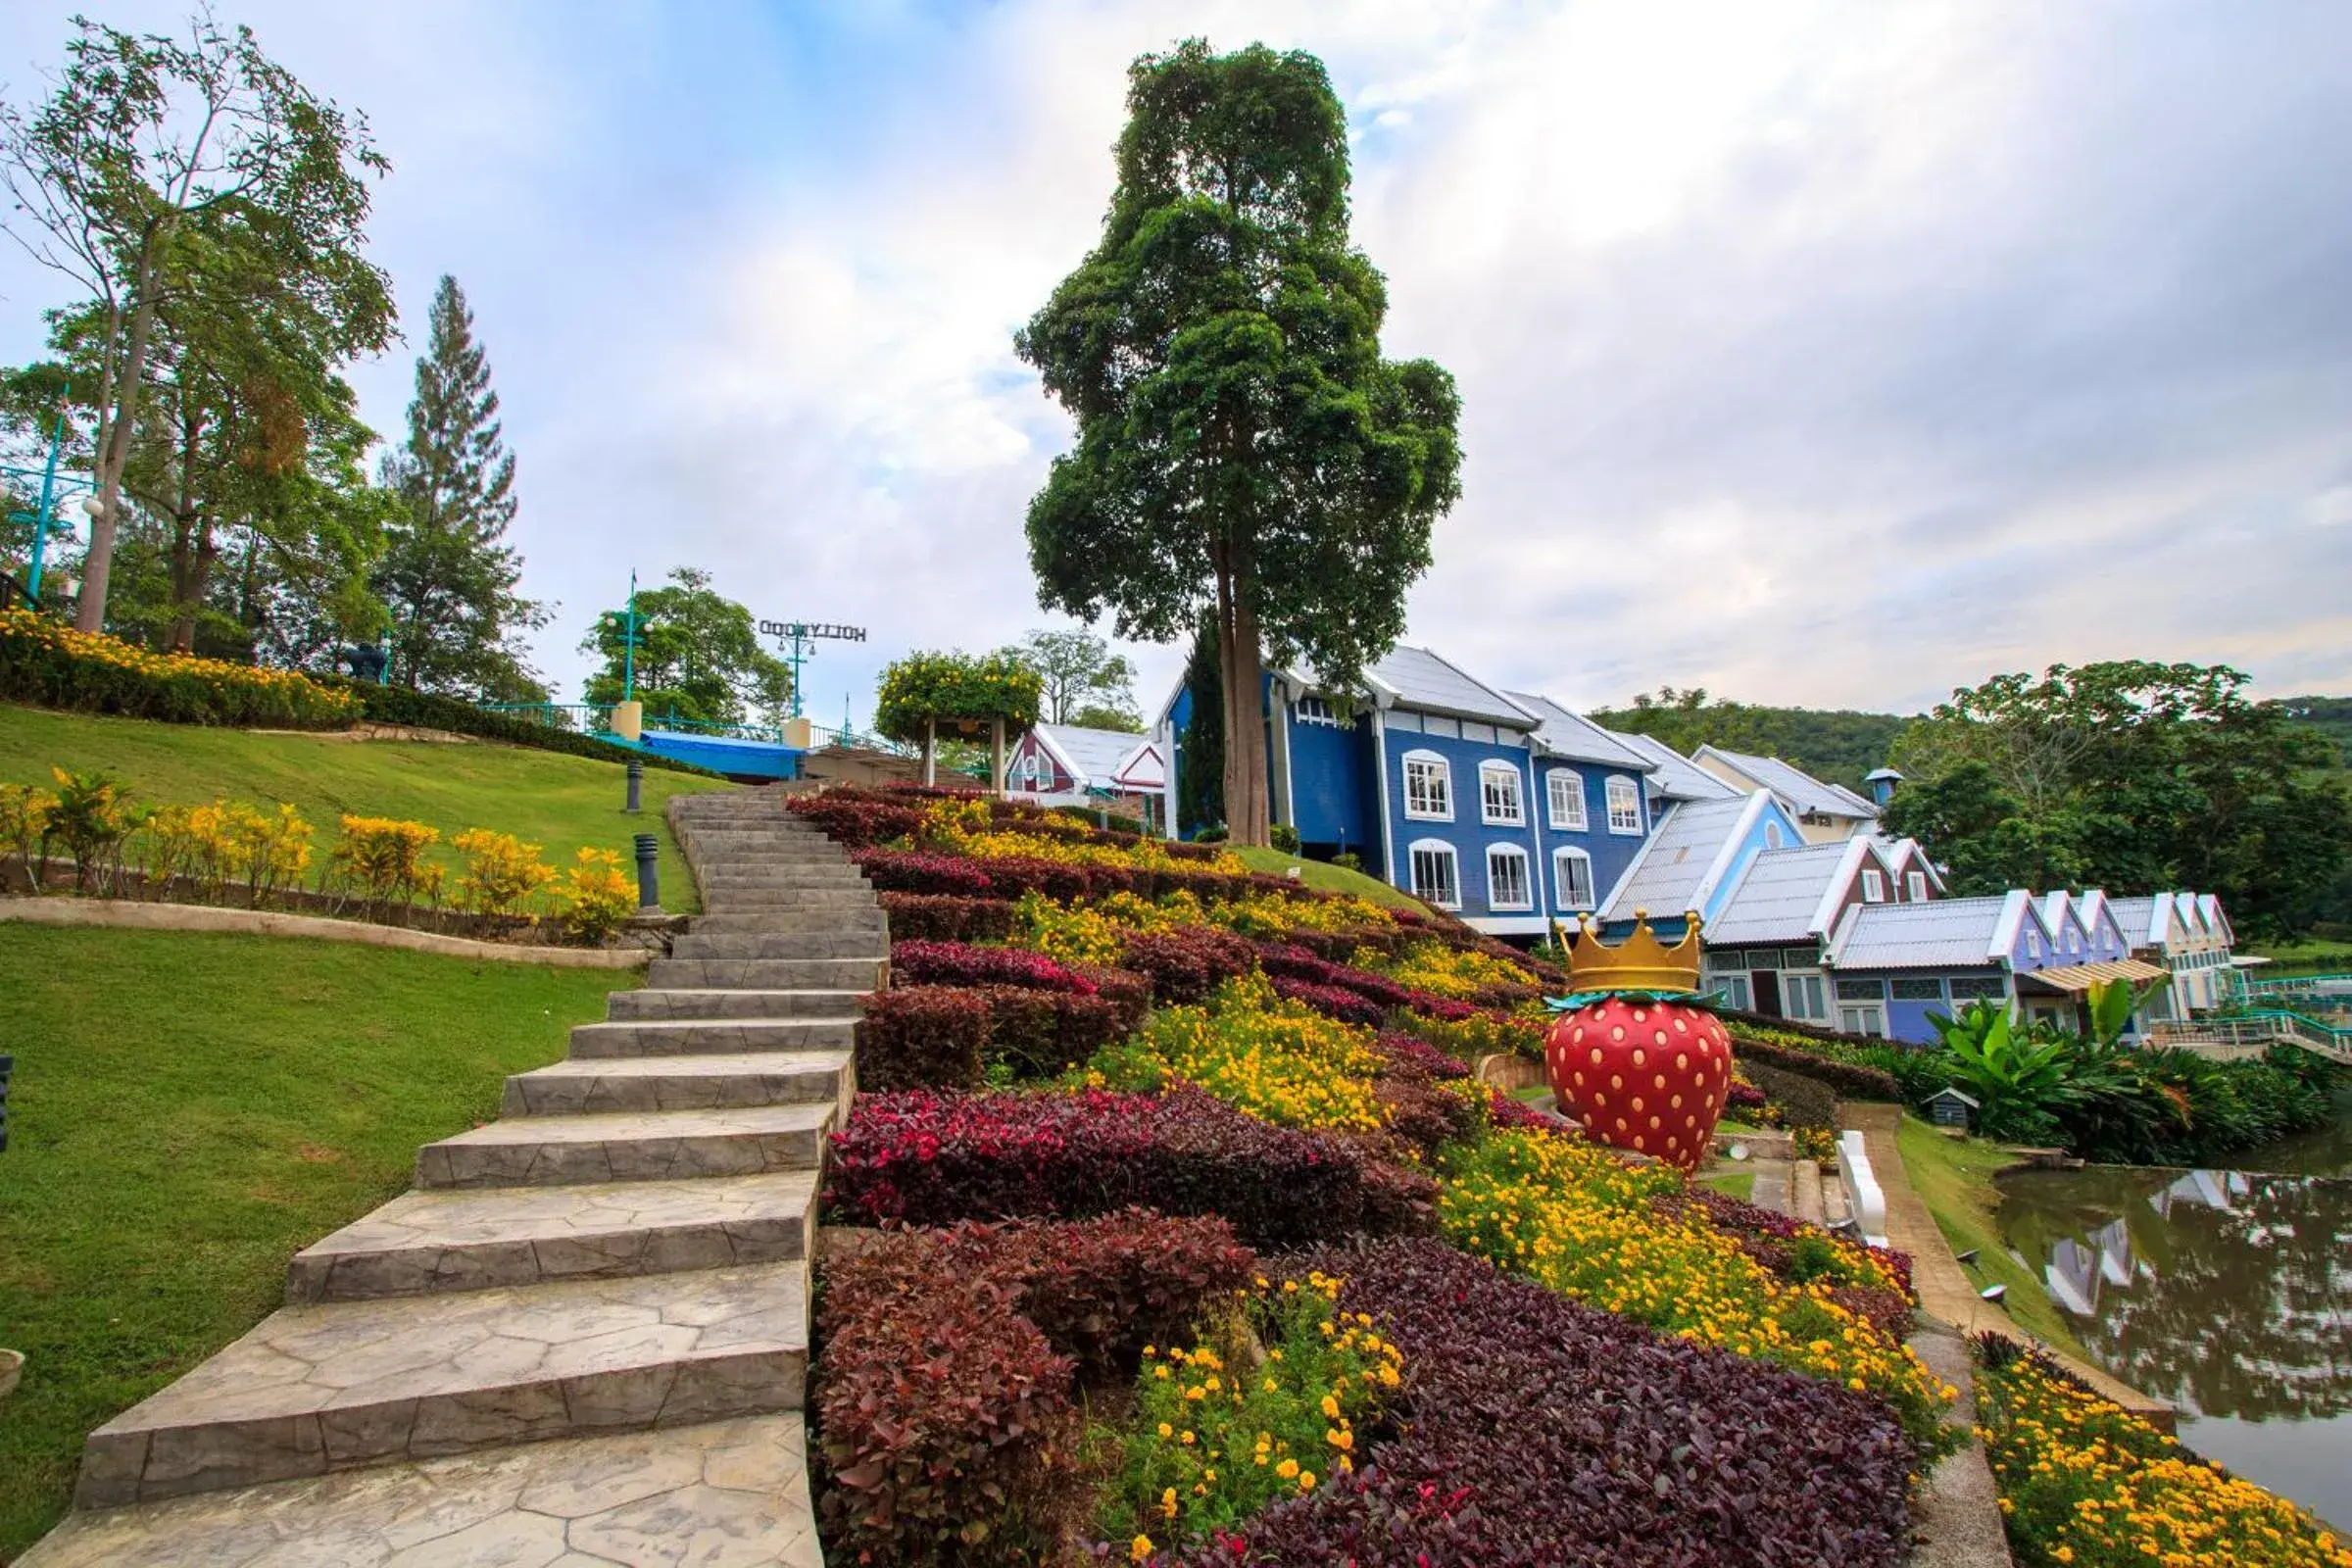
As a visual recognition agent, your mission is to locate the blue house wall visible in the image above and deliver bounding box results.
[1532,759,1650,915]
[1284,705,1379,865]
[1379,724,1552,925]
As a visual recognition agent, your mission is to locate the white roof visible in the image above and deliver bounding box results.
[1828,891,2038,970]
[2106,895,2176,948]
[1361,646,1537,725]
[2196,894,2233,945]
[1601,791,1771,922]
[1110,738,1165,791]
[1502,692,1653,770]
[1704,840,1862,946]
[1606,731,1740,801]
[1033,722,1149,789]
[1694,746,1879,821]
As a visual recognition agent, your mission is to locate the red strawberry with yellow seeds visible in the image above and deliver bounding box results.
[1541,910,1734,1171]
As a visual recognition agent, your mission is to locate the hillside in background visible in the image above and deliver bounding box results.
[1585,690,1911,791]
[2276,695,2352,768]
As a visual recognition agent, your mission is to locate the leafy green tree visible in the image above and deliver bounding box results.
[1009,626,1139,726]
[0,11,391,635]
[1015,39,1462,847]
[1886,662,2352,938]
[1069,702,1145,732]
[581,566,789,726]
[1177,622,1224,837]
[1590,686,1910,792]
[373,275,545,699]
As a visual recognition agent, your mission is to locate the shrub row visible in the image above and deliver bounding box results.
[857,845,1274,906]
[815,1209,1255,1567]
[858,985,1131,1089]
[1741,1059,1842,1131]
[324,677,721,775]
[1730,1031,1905,1102]
[824,1087,1436,1249]
[2,610,359,728]
[1155,1239,1916,1568]
[890,938,1100,995]
[878,890,1016,943]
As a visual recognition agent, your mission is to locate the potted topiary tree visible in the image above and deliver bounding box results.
[873,650,1044,793]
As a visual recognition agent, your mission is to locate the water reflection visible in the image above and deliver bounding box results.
[1995,1161,2352,1525]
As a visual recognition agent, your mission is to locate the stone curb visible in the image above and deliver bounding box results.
[0,897,650,969]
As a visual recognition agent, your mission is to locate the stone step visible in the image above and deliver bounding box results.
[504,1051,851,1116]
[698,870,870,890]
[74,1263,809,1509]
[647,956,886,990]
[570,1017,858,1059]
[676,826,828,842]
[607,988,868,1022]
[690,907,887,934]
[698,890,877,909]
[671,932,888,960]
[285,1171,821,1303]
[416,1104,832,1190]
[24,1415,823,1568]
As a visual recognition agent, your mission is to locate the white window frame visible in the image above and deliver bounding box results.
[1862,869,1886,904]
[1402,750,1452,821]
[1487,845,1533,911]
[1408,839,1460,909]
[1765,821,1785,850]
[1839,1004,1886,1038]
[1552,847,1595,911]
[1604,774,1642,835]
[1296,694,1341,727]
[1907,870,1928,902]
[1479,760,1524,825]
[1547,769,1588,831]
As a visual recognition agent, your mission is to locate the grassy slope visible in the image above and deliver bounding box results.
[0,926,621,1560]
[2245,936,2352,973]
[1231,846,1427,912]
[0,704,729,913]
[1894,1116,2094,1361]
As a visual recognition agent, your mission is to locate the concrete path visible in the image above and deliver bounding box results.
[24,790,873,1566]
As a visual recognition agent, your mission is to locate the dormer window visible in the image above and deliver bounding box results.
[1605,775,1642,834]
[1297,695,1340,727]
[1479,761,1524,825]
[1907,870,1928,902]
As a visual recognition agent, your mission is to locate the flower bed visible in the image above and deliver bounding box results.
[1974,1339,2351,1568]
[1,610,359,727]
[1093,973,1393,1134]
[892,938,1102,995]
[824,1087,1434,1249]
[860,984,1136,1088]
[876,890,1016,943]
[1151,1239,1918,1567]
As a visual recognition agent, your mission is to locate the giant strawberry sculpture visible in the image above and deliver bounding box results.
[1544,911,1733,1171]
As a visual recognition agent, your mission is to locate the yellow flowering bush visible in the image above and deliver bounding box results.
[1438,1128,1957,1452]
[0,778,58,884]
[0,608,358,727]
[449,828,558,920]
[556,846,637,943]
[922,798,1249,877]
[1213,888,1400,938]
[325,815,446,909]
[220,801,314,906]
[873,648,1042,742]
[1356,937,1540,999]
[1096,972,1390,1133]
[1098,1273,1399,1552]
[1977,1348,2351,1568]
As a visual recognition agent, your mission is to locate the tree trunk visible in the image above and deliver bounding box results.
[78,237,165,634]
[1213,537,1273,848]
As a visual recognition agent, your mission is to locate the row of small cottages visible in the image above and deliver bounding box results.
[1133,645,2235,1046]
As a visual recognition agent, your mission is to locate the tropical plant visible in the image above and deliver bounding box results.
[43,767,138,893]
[555,846,634,943]
[1926,1001,2077,1143]
[324,815,444,910]
[448,827,556,920]
[0,779,58,889]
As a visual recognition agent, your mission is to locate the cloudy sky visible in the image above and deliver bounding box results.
[5,0,2350,726]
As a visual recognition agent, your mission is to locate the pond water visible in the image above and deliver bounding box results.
[1993,1102,2352,1530]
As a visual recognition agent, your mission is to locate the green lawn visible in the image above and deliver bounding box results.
[2246,936,2352,975]
[1699,1168,1757,1202]
[1231,846,1427,911]
[1894,1115,2094,1361]
[0,926,622,1559]
[0,704,730,913]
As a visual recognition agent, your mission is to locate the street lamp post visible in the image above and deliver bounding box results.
[2,397,92,603]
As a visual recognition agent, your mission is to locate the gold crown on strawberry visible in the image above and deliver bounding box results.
[1555,909,1703,996]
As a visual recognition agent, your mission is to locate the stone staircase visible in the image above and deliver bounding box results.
[24,789,875,1567]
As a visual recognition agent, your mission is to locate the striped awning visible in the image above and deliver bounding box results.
[2021,958,2171,992]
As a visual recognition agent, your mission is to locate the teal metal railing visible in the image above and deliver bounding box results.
[643,712,788,744]
[481,702,618,735]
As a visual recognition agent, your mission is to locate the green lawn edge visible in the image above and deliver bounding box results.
[1893,1114,2096,1361]
[1230,846,1428,911]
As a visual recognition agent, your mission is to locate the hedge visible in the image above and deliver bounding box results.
[321,678,721,776]
[1732,1033,1904,1102]
[1742,1059,1841,1132]
[1,610,358,728]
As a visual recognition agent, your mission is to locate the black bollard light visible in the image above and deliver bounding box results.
[634,833,661,910]
[625,759,644,814]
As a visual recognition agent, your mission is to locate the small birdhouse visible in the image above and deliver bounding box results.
[1922,1086,1980,1129]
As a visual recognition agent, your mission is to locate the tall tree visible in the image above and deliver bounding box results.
[1015,39,1462,847]
[0,11,390,634]
[580,566,790,726]
[373,275,545,699]
[1177,622,1225,837]
[1009,626,1139,725]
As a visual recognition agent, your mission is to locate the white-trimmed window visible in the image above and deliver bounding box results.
[1862,869,1886,904]
[1408,840,1460,908]
[1546,769,1587,831]
[1765,821,1785,850]
[1604,775,1642,834]
[1553,847,1595,910]
[1487,845,1533,910]
[1297,695,1340,727]
[1402,751,1451,820]
[1479,760,1524,825]
[1907,870,1928,902]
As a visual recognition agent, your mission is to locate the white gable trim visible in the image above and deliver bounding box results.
[1688,790,1776,921]
[1806,836,1886,938]
[1110,739,1166,791]
[1029,726,1087,786]
[1598,799,1678,918]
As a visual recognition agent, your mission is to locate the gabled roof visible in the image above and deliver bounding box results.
[1869,836,1947,894]
[1601,791,1770,923]
[1501,692,1653,770]
[2196,894,2233,946]
[1033,722,1149,789]
[1361,646,1538,726]
[1605,731,1740,802]
[1693,746,1880,821]
[1110,738,1165,791]
[1703,839,1861,946]
[1828,891,2042,970]
[2106,895,2178,949]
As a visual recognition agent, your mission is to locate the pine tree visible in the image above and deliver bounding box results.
[373,275,547,699]
[1178,622,1225,837]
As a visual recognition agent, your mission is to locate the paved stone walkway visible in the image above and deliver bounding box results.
[24,790,872,1565]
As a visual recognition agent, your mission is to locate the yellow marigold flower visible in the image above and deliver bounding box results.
[1131,1536,1153,1563]
[1276,1458,1298,1479]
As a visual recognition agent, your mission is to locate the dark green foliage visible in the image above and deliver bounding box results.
[1006,627,1138,726]
[1742,1060,1839,1130]
[373,276,547,701]
[1590,687,1909,792]
[1177,622,1224,836]
[580,566,789,726]
[322,677,718,775]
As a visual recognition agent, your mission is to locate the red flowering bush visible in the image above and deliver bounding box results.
[1266,976,1388,1027]
[1118,927,1256,1005]
[892,938,1100,995]
[958,853,1098,904]
[879,891,1016,942]
[826,1087,1431,1249]
[1730,1034,1903,1102]
[855,848,997,897]
[1069,963,1151,1033]
[860,987,991,1090]
[782,791,925,848]
[1373,1030,1473,1082]
[1728,1079,1771,1113]
[972,985,1129,1077]
[1151,1240,1915,1568]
